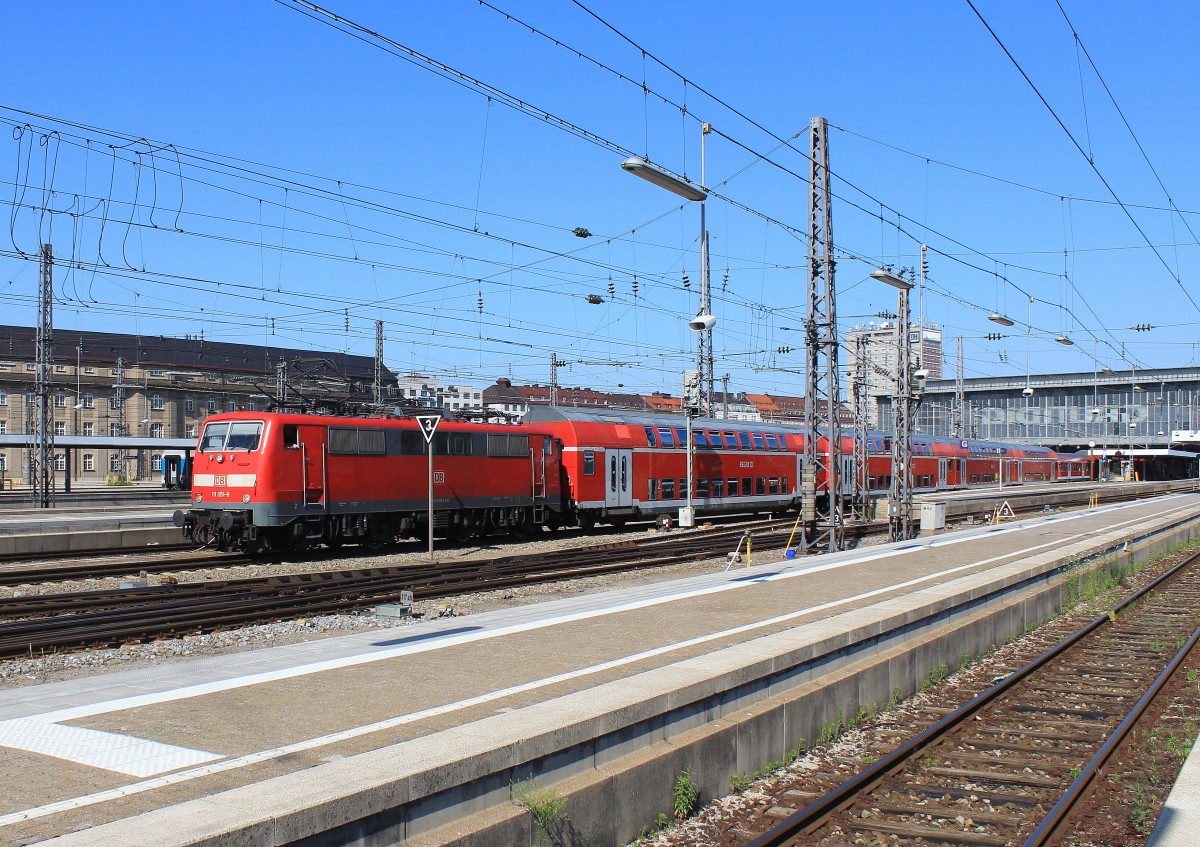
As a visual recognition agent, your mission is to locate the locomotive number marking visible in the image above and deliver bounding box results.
[210,491,230,499]
[434,471,445,484]
[739,461,754,469]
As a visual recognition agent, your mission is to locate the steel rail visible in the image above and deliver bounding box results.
[0,521,800,656]
[744,546,1200,847]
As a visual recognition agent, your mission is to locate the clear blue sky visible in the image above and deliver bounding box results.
[2,1,1197,396]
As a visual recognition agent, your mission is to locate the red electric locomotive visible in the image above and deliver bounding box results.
[174,411,564,552]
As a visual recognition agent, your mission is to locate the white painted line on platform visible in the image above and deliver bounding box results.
[0,718,221,777]
[1,496,1191,827]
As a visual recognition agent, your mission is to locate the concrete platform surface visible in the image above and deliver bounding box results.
[2,492,1199,846]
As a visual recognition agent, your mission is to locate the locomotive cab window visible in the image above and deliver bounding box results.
[199,421,263,452]
[282,424,300,449]
[644,427,657,448]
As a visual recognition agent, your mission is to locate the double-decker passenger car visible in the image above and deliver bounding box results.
[175,411,563,552]
[526,407,804,528]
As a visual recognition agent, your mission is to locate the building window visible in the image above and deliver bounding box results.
[54,391,67,408]
[0,454,5,472]
[109,453,122,472]
[82,393,94,409]
[0,390,5,405]
[186,398,194,412]
[151,454,163,471]
[110,368,119,376]
[25,363,35,371]
[149,369,164,377]
[150,423,164,438]
[55,364,67,373]
[83,421,94,436]
[207,399,217,412]
[55,453,66,471]
[109,395,120,410]
[83,453,95,471]
[54,421,66,436]
[185,424,195,438]
[0,421,6,435]
[84,366,94,374]
[109,423,122,437]
[226,400,236,412]
[151,394,164,410]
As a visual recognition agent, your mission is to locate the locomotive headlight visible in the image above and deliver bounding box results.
[195,493,203,502]
[242,494,250,503]
[216,454,225,464]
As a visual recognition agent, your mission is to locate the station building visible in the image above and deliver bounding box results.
[0,325,394,486]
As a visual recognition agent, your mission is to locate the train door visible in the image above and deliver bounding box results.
[605,448,632,509]
[1006,460,1021,485]
[297,423,327,507]
[937,458,949,490]
[958,458,967,487]
[839,455,855,496]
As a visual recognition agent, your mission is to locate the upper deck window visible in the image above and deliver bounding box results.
[199,420,263,452]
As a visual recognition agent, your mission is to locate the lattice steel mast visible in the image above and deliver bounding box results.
[31,244,55,507]
[801,117,842,553]
[849,333,870,524]
[953,334,965,438]
[373,320,385,408]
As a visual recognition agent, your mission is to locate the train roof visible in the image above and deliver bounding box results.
[523,406,801,433]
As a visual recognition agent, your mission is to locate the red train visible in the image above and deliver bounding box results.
[175,408,1090,552]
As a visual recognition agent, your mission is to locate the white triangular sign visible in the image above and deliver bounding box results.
[416,415,440,444]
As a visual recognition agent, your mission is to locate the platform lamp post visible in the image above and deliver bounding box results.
[622,131,713,529]
[870,268,915,542]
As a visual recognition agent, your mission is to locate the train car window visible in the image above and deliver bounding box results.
[282,424,299,449]
[727,477,739,496]
[400,431,425,455]
[620,455,627,490]
[694,431,709,448]
[768,477,780,495]
[752,433,766,450]
[647,479,658,501]
[737,432,752,449]
[198,422,229,452]
[765,434,778,450]
[583,451,596,476]
[657,427,676,448]
[782,476,789,492]
[644,427,657,448]
[610,455,617,492]
[697,478,709,498]
[742,476,753,495]
[712,478,724,497]
[723,432,738,449]
[679,478,687,498]
[755,477,766,495]
[661,478,676,500]
[675,428,687,447]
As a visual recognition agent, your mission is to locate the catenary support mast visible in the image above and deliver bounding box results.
[802,117,842,553]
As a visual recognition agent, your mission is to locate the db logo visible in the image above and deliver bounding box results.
[433,471,445,484]
[215,475,227,486]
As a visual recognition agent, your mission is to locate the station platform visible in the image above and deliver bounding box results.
[4,492,1200,846]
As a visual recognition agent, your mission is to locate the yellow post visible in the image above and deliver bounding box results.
[746,532,752,568]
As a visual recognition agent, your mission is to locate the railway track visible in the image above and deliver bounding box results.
[0,518,802,657]
[741,547,1200,847]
